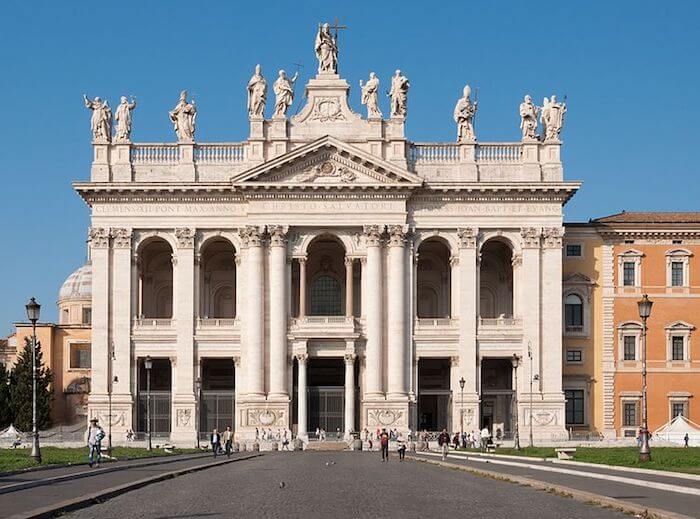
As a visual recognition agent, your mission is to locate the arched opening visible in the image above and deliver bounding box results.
[479,239,513,318]
[416,238,452,318]
[200,239,237,318]
[306,236,347,316]
[139,239,173,319]
[564,293,583,332]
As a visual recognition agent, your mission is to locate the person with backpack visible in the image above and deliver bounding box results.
[437,429,450,461]
[379,428,390,462]
[86,418,105,468]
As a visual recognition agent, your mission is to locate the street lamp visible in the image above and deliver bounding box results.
[108,342,115,456]
[25,297,42,464]
[637,294,653,462]
[195,376,202,450]
[459,377,466,443]
[511,354,521,451]
[527,341,535,447]
[144,356,153,451]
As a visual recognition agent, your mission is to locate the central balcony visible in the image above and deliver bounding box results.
[477,316,523,342]
[289,316,358,339]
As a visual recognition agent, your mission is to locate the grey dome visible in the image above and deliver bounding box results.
[58,262,92,302]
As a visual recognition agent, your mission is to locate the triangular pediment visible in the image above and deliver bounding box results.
[231,135,422,188]
[563,272,594,285]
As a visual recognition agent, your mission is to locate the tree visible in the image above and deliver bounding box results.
[0,362,12,427]
[9,337,53,431]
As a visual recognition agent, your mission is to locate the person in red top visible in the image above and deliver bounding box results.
[437,429,450,461]
[379,428,390,462]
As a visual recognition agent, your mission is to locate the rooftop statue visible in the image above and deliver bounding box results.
[389,69,410,118]
[315,22,338,74]
[273,70,299,117]
[83,94,112,142]
[453,84,478,142]
[114,96,137,142]
[359,72,382,118]
[541,95,567,142]
[247,64,267,118]
[519,95,539,141]
[169,90,196,142]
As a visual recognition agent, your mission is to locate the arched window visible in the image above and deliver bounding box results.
[309,275,342,316]
[564,294,583,331]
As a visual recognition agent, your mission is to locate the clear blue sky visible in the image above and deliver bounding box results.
[1,0,698,330]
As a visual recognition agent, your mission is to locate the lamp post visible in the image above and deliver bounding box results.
[459,377,466,441]
[637,294,653,462]
[107,341,114,456]
[144,356,153,451]
[195,376,202,450]
[527,341,534,447]
[511,354,521,451]
[25,298,42,464]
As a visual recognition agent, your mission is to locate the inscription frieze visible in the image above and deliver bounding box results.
[92,204,246,216]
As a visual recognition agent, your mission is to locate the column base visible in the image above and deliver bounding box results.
[235,399,291,440]
[172,397,197,447]
[87,394,134,443]
[362,399,410,434]
[521,397,567,441]
[451,396,480,433]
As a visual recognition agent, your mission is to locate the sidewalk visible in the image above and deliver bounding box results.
[411,451,700,518]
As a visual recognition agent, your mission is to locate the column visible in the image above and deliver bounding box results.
[297,353,308,439]
[457,228,478,395]
[450,255,460,318]
[298,257,307,318]
[268,226,288,399]
[520,227,542,393]
[363,225,384,398]
[172,227,196,443]
[345,257,354,318]
[387,225,407,398]
[541,228,565,396]
[240,226,265,398]
[88,228,109,399]
[111,228,134,428]
[344,353,356,437]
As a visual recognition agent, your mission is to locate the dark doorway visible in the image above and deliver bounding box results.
[308,358,344,437]
[200,358,235,437]
[417,358,451,432]
[137,358,172,436]
[480,358,514,439]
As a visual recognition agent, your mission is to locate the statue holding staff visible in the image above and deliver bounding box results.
[169,90,196,141]
[114,96,137,142]
[360,72,381,118]
[453,84,478,142]
[389,69,410,118]
[83,94,112,142]
[315,22,338,74]
[519,94,539,141]
[247,64,267,117]
[273,69,299,117]
[543,94,566,141]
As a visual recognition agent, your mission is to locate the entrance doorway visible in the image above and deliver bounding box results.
[307,358,344,438]
[137,358,172,437]
[417,358,451,432]
[199,359,235,438]
[480,358,514,440]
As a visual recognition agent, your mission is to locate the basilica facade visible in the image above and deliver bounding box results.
[77,26,578,444]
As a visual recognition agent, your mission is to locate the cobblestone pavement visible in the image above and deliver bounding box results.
[66,452,629,519]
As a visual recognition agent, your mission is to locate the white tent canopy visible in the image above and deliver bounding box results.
[653,415,700,446]
[0,424,22,438]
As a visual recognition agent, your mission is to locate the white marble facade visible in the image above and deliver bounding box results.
[78,27,578,444]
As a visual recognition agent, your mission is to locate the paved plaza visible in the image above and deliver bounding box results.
[63,452,629,519]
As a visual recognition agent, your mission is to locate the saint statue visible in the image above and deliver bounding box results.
[519,95,539,141]
[247,64,267,118]
[169,90,196,141]
[539,96,551,141]
[389,69,410,118]
[542,94,566,141]
[83,94,112,142]
[359,72,382,118]
[273,70,299,117]
[114,96,137,142]
[315,22,338,74]
[453,84,478,142]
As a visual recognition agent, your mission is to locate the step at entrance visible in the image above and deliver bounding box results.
[305,440,347,451]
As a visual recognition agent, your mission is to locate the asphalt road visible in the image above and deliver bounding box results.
[65,452,629,519]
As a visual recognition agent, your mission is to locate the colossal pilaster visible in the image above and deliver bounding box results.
[387,225,407,399]
[363,225,384,398]
[268,225,289,399]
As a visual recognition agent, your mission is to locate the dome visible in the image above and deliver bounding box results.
[58,262,92,302]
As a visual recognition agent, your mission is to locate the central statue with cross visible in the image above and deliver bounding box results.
[315,19,346,75]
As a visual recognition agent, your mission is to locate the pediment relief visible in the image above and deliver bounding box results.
[563,272,595,285]
[264,152,390,185]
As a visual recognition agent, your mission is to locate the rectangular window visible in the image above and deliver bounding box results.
[623,262,636,286]
[623,402,639,427]
[566,244,582,257]
[565,389,585,425]
[623,336,636,361]
[672,336,685,361]
[82,307,92,325]
[70,343,91,369]
[671,262,684,287]
[672,402,687,418]
[566,350,582,363]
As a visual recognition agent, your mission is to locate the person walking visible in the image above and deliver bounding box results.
[86,418,105,468]
[397,432,407,461]
[438,429,450,461]
[380,428,390,462]
[210,428,221,457]
[684,432,690,448]
[282,429,291,450]
[223,426,233,458]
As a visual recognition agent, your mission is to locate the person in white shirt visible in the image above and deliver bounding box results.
[86,418,105,468]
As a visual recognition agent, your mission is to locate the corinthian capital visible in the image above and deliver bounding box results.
[239,225,264,247]
[520,227,541,249]
[362,225,384,247]
[387,225,407,247]
[542,227,565,249]
[267,225,289,247]
[89,227,110,249]
[457,227,478,249]
[110,228,133,249]
[175,228,195,248]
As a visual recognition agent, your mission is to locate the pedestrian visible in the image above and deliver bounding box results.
[636,428,643,448]
[452,432,460,450]
[397,432,407,461]
[380,428,390,462]
[438,428,450,461]
[255,427,260,440]
[86,418,105,468]
[223,426,233,458]
[684,433,690,448]
[282,429,291,450]
[480,427,490,451]
[210,428,221,457]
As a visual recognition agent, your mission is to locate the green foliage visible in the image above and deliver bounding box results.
[0,362,11,427]
[9,337,53,431]
[573,447,700,475]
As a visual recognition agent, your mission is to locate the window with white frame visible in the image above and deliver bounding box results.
[670,400,688,419]
[623,336,636,361]
[69,342,91,369]
[565,244,583,258]
[672,336,685,361]
[665,321,694,362]
[564,294,584,332]
[666,249,691,288]
[618,250,643,288]
[566,349,583,363]
[565,389,585,425]
[618,322,642,362]
[622,400,640,427]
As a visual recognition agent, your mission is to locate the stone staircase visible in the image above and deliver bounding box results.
[305,440,347,451]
